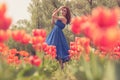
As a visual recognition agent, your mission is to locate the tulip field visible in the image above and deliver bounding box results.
[0,2,120,80]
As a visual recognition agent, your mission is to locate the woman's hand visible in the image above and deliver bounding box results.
[52,8,57,13]
[52,6,65,20]
[52,6,64,14]
[58,6,65,11]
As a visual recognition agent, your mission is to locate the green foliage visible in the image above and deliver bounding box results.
[92,0,118,8]
[0,56,18,80]
[0,51,119,80]
[5,37,35,54]
[27,0,61,30]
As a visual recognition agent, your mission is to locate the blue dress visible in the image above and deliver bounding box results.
[46,20,70,63]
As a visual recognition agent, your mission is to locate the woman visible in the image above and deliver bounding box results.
[46,6,71,69]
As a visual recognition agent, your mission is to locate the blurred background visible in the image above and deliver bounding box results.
[0,0,120,80]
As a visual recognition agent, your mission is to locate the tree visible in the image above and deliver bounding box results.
[27,0,62,30]
[27,0,41,29]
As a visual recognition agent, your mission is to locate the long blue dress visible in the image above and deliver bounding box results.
[46,20,70,63]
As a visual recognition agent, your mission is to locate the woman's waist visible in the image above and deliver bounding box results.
[54,24,65,29]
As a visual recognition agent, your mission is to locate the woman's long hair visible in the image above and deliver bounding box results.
[63,6,71,24]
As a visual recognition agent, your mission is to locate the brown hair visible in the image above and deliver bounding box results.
[63,6,71,24]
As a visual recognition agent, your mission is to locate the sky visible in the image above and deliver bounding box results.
[0,0,31,24]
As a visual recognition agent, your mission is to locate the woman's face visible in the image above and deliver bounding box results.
[61,8,67,16]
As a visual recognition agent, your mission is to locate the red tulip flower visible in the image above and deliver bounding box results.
[29,55,42,67]
[0,30,11,42]
[12,30,26,42]
[32,29,46,38]
[92,7,119,29]
[0,3,12,30]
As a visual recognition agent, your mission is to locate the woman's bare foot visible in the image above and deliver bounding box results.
[59,59,64,69]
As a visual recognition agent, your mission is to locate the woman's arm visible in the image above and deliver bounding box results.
[51,8,57,25]
[52,6,64,20]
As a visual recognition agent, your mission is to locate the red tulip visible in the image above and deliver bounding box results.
[71,16,89,34]
[31,36,45,45]
[9,49,17,55]
[93,28,119,51]
[0,30,10,42]
[0,16,12,30]
[92,7,119,29]
[43,45,56,59]
[29,55,42,67]
[0,43,8,52]
[32,29,46,38]
[12,30,26,42]
[33,58,41,67]
[0,3,12,30]
[42,42,48,50]
[21,34,31,44]
[0,3,6,16]
[19,51,29,57]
